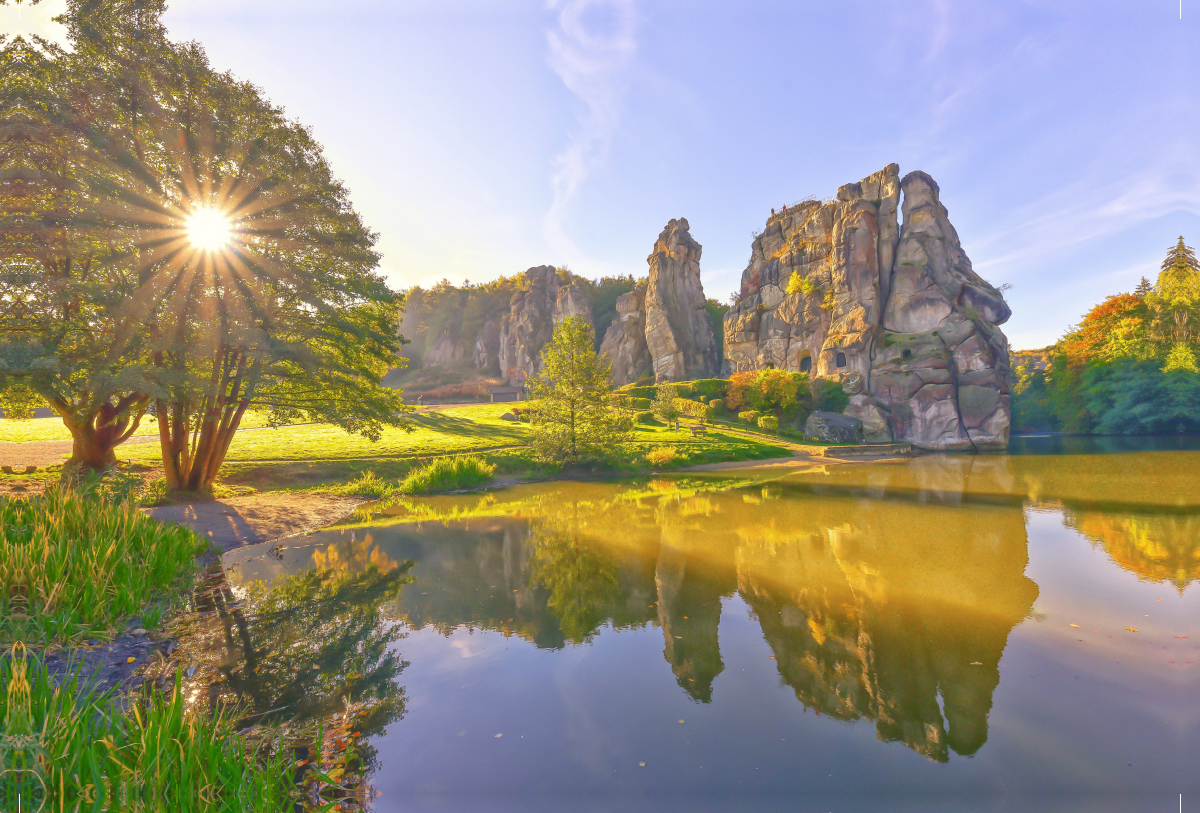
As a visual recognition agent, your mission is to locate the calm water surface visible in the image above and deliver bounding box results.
[210,442,1199,812]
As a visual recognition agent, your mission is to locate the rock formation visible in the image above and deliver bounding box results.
[597,287,652,387]
[598,218,718,385]
[723,165,1012,450]
[471,319,501,374]
[644,218,719,382]
[422,332,466,367]
[498,266,593,384]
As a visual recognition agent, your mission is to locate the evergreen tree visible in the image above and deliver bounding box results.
[527,317,629,463]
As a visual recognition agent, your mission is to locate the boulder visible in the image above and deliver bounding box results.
[643,218,719,382]
[499,412,519,422]
[805,412,864,444]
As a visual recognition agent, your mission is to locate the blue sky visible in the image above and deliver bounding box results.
[11,1,1199,349]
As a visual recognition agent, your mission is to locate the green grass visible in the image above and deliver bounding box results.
[0,644,297,812]
[0,410,285,444]
[399,454,496,494]
[114,404,528,463]
[0,489,207,646]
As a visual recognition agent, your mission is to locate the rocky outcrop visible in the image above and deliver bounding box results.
[597,218,718,385]
[643,219,719,382]
[804,412,864,444]
[598,287,652,387]
[723,165,1012,451]
[422,332,467,367]
[498,266,593,384]
[471,319,501,374]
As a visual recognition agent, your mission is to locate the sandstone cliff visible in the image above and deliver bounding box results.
[723,165,1012,450]
[599,218,718,385]
[598,287,652,387]
[498,266,594,383]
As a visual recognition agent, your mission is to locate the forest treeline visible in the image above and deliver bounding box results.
[1013,237,1200,434]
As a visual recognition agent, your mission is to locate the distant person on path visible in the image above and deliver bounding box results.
[417,394,424,406]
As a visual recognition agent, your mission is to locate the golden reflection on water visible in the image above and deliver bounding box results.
[233,450,1200,763]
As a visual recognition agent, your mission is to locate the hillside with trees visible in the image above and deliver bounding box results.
[1013,237,1200,434]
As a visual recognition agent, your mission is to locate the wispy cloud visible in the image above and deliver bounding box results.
[543,0,637,259]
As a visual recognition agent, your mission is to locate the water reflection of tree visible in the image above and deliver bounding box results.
[189,546,415,777]
[1064,510,1200,590]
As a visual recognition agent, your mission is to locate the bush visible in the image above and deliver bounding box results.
[622,396,653,410]
[632,410,658,425]
[708,398,724,412]
[675,378,727,402]
[644,446,678,467]
[675,398,711,421]
[757,415,779,431]
[738,410,761,424]
[812,378,849,413]
[0,489,207,646]
[399,454,496,495]
[618,385,657,400]
[337,470,399,499]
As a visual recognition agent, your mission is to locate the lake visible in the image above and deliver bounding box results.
[196,440,1199,812]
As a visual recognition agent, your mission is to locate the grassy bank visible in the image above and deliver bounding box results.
[1,644,297,812]
[0,489,206,646]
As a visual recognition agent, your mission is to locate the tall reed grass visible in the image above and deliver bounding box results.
[0,489,207,646]
[0,643,297,812]
[398,454,496,495]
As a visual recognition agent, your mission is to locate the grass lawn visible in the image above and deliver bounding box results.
[0,409,285,443]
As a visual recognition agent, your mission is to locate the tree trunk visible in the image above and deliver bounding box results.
[56,396,148,479]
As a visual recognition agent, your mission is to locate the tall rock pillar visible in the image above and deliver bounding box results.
[643,218,719,382]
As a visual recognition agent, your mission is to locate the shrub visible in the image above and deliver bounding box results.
[633,410,658,425]
[708,398,724,412]
[618,385,657,400]
[0,489,207,646]
[812,378,850,413]
[757,416,779,431]
[738,410,761,424]
[399,454,496,495]
[623,396,653,410]
[675,398,710,421]
[676,378,727,402]
[338,470,399,499]
[644,446,678,467]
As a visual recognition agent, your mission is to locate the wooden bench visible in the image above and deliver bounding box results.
[689,424,707,438]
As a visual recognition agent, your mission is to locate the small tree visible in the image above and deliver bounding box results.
[652,383,679,423]
[528,317,629,463]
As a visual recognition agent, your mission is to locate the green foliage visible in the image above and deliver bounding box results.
[786,272,819,297]
[652,383,680,422]
[704,299,728,346]
[683,378,729,401]
[528,528,622,644]
[0,645,298,812]
[812,378,849,413]
[1163,343,1199,373]
[738,410,761,424]
[617,385,657,399]
[528,317,630,463]
[632,410,657,425]
[621,396,653,410]
[708,398,724,412]
[398,454,496,495]
[0,489,206,646]
[675,398,712,421]
[757,416,779,431]
[644,446,679,467]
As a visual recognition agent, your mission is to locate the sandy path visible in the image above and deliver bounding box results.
[0,435,159,469]
[145,492,365,552]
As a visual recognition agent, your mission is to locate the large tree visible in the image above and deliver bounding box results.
[527,316,629,463]
[4,1,410,489]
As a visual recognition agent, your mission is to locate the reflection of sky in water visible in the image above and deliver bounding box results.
[222,452,1200,810]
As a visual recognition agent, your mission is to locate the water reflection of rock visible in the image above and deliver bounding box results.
[261,457,1039,761]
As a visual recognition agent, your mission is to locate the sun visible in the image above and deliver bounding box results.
[185,207,233,252]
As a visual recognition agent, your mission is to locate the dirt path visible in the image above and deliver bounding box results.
[0,435,159,469]
[145,492,365,552]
